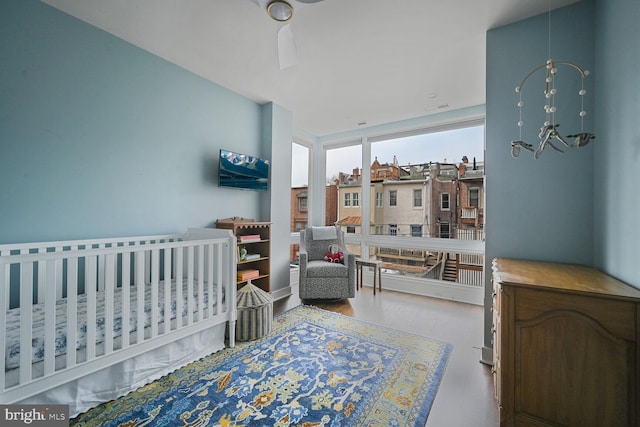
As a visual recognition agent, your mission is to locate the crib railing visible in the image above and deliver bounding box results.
[0,229,236,404]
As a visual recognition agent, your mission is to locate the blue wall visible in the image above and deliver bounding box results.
[0,0,265,243]
[593,0,640,288]
[485,1,595,271]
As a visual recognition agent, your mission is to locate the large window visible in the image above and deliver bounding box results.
[319,122,485,290]
[291,142,310,263]
[327,144,361,231]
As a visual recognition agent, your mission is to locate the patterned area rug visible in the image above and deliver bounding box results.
[72,305,451,426]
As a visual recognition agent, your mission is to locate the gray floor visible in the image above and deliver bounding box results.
[274,283,499,427]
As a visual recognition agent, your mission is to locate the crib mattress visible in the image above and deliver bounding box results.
[4,279,223,370]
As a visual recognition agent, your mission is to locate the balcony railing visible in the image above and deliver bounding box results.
[290,225,485,305]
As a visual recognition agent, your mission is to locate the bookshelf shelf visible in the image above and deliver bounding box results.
[216,217,271,293]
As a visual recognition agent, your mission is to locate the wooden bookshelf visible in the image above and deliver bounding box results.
[216,217,271,293]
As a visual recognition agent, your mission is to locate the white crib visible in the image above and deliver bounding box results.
[0,228,237,417]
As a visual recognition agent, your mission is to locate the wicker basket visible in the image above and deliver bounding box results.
[236,281,273,341]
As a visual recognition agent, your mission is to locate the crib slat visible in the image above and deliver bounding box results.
[197,245,204,322]
[19,262,33,384]
[207,244,214,318]
[55,248,63,300]
[163,248,171,334]
[66,257,78,369]
[135,251,145,344]
[104,254,115,355]
[121,252,130,348]
[175,247,183,329]
[37,248,46,304]
[187,246,194,326]
[150,249,159,339]
[97,246,105,292]
[85,256,97,361]
[43,260,57,376]
[216,244,223,316]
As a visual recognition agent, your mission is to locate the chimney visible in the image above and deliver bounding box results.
[353,167,360,177]
[459,162,466,177]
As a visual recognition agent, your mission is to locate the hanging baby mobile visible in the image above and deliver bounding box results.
[510,3,595,159]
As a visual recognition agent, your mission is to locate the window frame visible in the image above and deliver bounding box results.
[441,192,450,210]
[389,190,397,207]
[413,188,422,208]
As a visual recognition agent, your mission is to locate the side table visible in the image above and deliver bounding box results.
[355,258,383,295]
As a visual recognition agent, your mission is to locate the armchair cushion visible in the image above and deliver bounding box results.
[305,261,349,278]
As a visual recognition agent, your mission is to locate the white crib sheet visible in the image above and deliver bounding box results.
[4,279,222,370]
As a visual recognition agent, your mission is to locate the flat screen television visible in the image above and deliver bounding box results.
[218,149,270,191]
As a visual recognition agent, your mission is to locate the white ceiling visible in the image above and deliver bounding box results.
[42,0,580,137]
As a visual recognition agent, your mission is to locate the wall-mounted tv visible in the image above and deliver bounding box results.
[218,149,270,191]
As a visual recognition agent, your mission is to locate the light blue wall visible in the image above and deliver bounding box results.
[0,0,265,243]
[593,0,640,288]
[486,0,595,270]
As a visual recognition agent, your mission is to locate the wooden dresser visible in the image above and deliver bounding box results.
[492,258,640,427]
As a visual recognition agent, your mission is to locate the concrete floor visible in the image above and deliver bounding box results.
[274,283,499,427]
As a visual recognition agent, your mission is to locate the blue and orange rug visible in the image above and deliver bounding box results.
[72,305,451,426]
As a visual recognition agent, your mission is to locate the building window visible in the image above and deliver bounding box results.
[389,224,398,236]
[389,190,397,207]
[411,224,422,237]
[469,188,480,208]
[352,192,359,207]
[294,221,305,231]
[413,189,422,207]
[439,222,451,238]
[298,196,307,211]
[441,193,450,210]
[347,226,356,234]
[375,225,383,235]
[375,192,383,208]
[344,192,351,207]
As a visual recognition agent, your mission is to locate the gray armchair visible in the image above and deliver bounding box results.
[298,226,356,300]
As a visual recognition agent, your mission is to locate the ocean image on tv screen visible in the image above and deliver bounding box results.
[219,149,270,191]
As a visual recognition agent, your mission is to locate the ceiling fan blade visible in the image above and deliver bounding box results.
[277,24,297,69]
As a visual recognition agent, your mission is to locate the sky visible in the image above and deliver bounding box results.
[292,125,484,187]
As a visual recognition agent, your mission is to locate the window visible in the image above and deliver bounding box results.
[327,144,361,228]
[411,224,422,237]
[376,192,383,208]
[441,193,450,210]
[413,189,422,207]
[375,225,383,235]
[298,195,307,211]
[347,226,356,234]
[469,188,480,208]
[291,142,309,237]
[439,222,451,238]
[389,224,398,236]
[352,192,359,207]
[389,190,397,207]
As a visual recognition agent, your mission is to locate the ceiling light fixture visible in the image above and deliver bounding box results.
[510,1,595,159]
[267,1,293,22]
